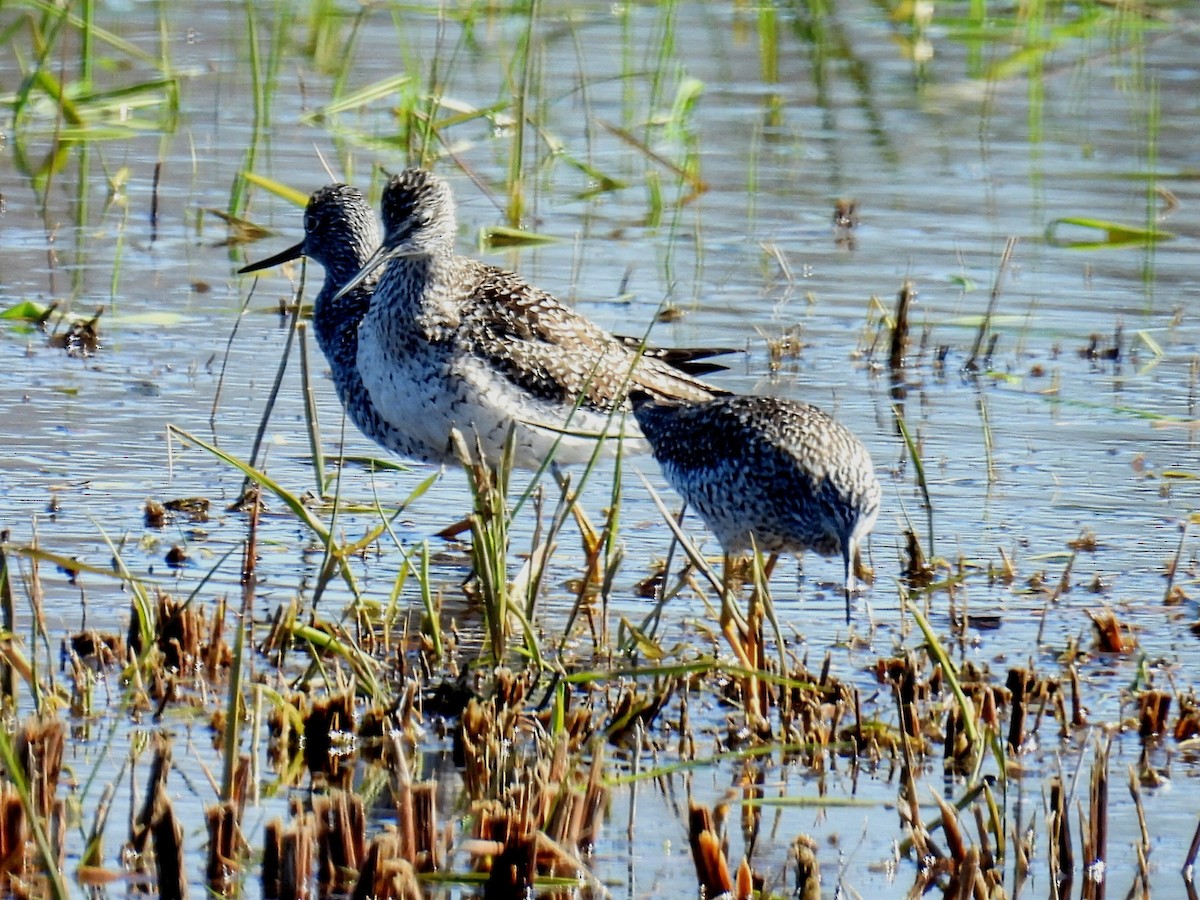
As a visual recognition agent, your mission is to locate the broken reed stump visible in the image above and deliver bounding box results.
[1080,738,1111,900]
[152,791,187,900]
[889,280,916,375]
[791,835,821,900]
[352,831,422,900]
[1007,667,1033,753]
[206,801,243,896]
[316,791,367,896]
[384,733,449,873]
[304,690,356,789]
[206,753,252,893]
[483,832,538,899]
[1048,775,1075,895]
[275,810,317,900]
[688,801,733,897]
[1138,690,1171,740]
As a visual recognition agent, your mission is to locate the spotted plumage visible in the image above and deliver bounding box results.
[630,393,881,618]
[333,167,726,468]
[239,185,417,457]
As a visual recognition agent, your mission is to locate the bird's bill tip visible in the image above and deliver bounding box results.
[331,244,391,300]
[238,240,305,274]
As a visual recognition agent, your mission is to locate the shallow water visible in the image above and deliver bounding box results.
[3,2,1200,896]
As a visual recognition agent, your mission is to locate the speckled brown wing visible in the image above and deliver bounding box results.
[456,262,725,412]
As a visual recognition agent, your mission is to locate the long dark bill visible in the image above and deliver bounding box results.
[238,240,305,274]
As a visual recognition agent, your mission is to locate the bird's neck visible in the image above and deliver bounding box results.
[378,249,468,317]
[311,238,379,368]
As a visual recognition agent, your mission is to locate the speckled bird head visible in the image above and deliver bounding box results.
[239,183,378,283]
[378,168,457,257]
[330,169,458,301]
[301,184,377,269]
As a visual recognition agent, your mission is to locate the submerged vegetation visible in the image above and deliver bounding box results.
[2,1,1200,897]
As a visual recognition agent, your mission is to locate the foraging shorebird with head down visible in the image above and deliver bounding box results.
[629,392,881,620]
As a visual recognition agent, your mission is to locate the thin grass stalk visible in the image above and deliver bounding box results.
[1135,75,1160,297]
[22,0,157,64]
[977,390,996,487]
[634,472,723,597]
[79,0,95,86]
[523,482,574,646]
[244,260,305,482]
[92,522,154,656]
[168,424,364,605]
[416,541,442,660]
[310,414,352,612]
[20,535,44,715]
[643,0,678,146]
[907,601,980,749]
[184,544,239,609]
[210,278,259,435]
[228,0,264,217]
[298,322,326,494]
[966,236,1017,371]
[749,548,788,708]
[0,727,69,900]
[506,0,539,225]
[222,493,259,800]
[0,536,17,705]
[893,405,934,556]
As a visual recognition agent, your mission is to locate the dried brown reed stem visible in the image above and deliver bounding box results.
[483,832,537,897]
[152,792,186,900]
[262,818,284,899]
[966,236,1018,372]
[206,799,246,895]
[688,801,732,897]
[0,532,17,704]
[0,785,27,878]
[268,809,317,900]
[353,832,422,900]
[1184,815,1200,880]
[791,835,820,900]
[1048,775,1075,895]
[1080,738,1110,900]
[316,791,366,895]
[17,718,63,824]
[131,734,173,856]
[1138,690,1171,739]
[1176,692,1200,740]
[206,758,250,897]
[1086,607,1135,653]
[889,280,916,375]
[1069,664,1087,728]
[1006,667,1032,753]
[304,690,356,788]
[1124,765,1154,895]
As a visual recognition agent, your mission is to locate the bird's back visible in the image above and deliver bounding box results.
[358,252,725,467]
[633,394,880,557]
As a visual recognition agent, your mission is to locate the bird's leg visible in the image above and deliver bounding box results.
[718,553,749,635]
[842,541,853,623]
[722,553,769,735]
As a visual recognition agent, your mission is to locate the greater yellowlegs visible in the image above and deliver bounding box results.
[239,184,417,458]
[629,392,881,619]
[332,167,726,468]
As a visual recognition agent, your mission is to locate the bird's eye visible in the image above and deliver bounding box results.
[305,212,317,232]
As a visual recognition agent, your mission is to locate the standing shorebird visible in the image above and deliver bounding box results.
[238,184,418,457]
[629,392,881,620]
[331,167,725,469]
